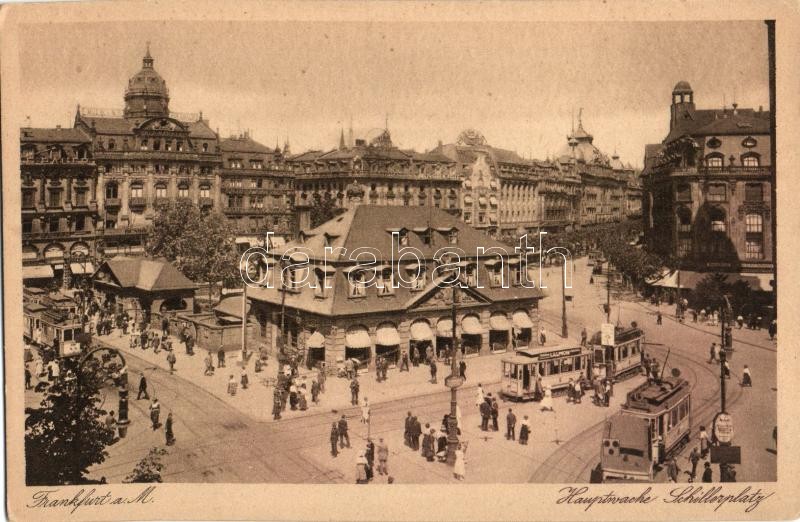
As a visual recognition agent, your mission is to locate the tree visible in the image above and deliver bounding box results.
[310,192,345,228]
[124,447,168,483]
[25,366,115,485]
[146,200,241,301]
[691,273,753,315]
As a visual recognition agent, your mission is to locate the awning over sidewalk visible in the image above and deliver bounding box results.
[512,310,534,329]
[489,314,511,331]
[345,327,372,349]
[461,315,484,335]
[69,262,95,275]
[646,269,772,291]
[410,321,433,341]
[307,331,325,349]
[436,319,453,337]
[376,324,401,346]
[22,265,54,279]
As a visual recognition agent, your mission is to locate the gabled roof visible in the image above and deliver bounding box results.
[665,108,770,143]
[97,257,195,292]
[76,115,218,140]
[21,127,91,143]
[220,135,274,154]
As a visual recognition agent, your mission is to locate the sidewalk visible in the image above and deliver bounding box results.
[94,329,509,422]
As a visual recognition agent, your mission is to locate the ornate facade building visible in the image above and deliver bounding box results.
[21,127,98,287]
[287,129,462,231]
[641,81,774,291]
[246,204,542,370]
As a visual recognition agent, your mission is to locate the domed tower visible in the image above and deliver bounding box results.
[670,81,695,131]
[124,44,170,119]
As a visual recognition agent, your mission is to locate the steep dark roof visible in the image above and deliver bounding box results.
[220,135,273,154]
[665,108,770,143]
[20,127,91,143]
[97,257,196,292]
[641,143,663,176]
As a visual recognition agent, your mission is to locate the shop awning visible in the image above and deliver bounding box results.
[22,265,54,280]
[376,324,401,346]
[461,316,484,335]
[738,273,774,292]
[345,327,372,349]
[645,269,704,289]
[513,310,534,329]
[69,262,95,275]
[489,314,511,331]
[410,321,434,341]
[436,319,453,337]
[307,331,326,349]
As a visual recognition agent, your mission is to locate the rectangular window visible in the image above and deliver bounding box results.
[48,190,62,207]
[178,186,189,198]
[199,185,210,198]
[745,183,763,202]
[547,360,559,375]
[560,357,573,373]
[165,141,172,151]
[22,190,35,208]
[130,184,143,198]
[155,185,167,198]
[22,219,32,234]
[377,270,394,295]
[49,217,60,232]
[140,140,148,151]
[250,160,264,169]
[745,238,763,259]
[74,215,85,231]
[74,190,87,206]
[176,141,184,152]
[349,272,367,297]
[707,184,727,202]
[153,140,161,151]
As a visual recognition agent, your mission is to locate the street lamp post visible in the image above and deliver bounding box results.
[561,259,568,338]
[445,282,462,466]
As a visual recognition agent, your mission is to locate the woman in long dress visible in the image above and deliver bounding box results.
[540,386,554,412]
[453,443,467,480]
[475,384,484,407]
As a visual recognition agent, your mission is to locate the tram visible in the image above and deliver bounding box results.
[589,326,645,382]
[599,370,692,482]
[500,343,592,400]
[23,291,85,359]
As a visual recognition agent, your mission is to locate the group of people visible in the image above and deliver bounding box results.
[401,410,468,479]
[272,362,327,420]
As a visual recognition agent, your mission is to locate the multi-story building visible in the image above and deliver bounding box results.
[219,131,295,249]
[21,126,98,288]
[435,129,559,238]
[556,116,638,229]
[288,128,462,231]
[641,81,773,291]
[246,203,543,371]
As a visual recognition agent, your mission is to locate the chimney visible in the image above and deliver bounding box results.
[355,138,366,147]
[732,102,738,115]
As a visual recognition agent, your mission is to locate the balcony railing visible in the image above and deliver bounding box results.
[669,166,772,177]
[199,197,214,207]
[129,197,147,208]
[21,157,95,165]
[105,198,121,208]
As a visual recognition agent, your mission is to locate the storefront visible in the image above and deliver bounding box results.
[375,322,401,366]
[435,317,454,359]
[460,314,483,357]
[345,325,371,370]
[513,309,534,348]
[489,312,511,352]
[306,330,326,369]
[410,319,433,361]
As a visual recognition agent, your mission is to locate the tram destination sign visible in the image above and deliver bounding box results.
[536,348,582,361]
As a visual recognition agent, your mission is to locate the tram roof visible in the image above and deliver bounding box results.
[624,377,689,413]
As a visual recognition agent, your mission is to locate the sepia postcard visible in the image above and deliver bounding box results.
[2,1,800,520]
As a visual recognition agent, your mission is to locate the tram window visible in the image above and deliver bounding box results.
[548,360,559,375]
[594,349,604,362]
[622,345,628,359]
[561,357,573,373]
[670,409,678,428]
[503,363,512,378]
[632,342,639,355]
[63,329,73,342]
[574,356,582,370]
[620,447,645,458]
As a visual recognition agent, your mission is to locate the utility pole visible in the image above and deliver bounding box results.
[606,268,611,323]
[446,282,461,466]
[561,259,568,338]
[241,282,248,363]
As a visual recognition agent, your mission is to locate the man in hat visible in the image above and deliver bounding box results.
[338,415,350,449]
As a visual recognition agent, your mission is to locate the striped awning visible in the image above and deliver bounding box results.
[22,265,54,279]
[410,321,434,341]
[376,324,401,346]
[513,310,534,329]
[461,315,484,335]
[436,319,453,337]
[345,327,371,349]
[489,314,511,331]
[307,331,326,349]
[70,262,95,275]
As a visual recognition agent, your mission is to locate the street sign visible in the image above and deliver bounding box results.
[601,323,615,346]
[445,375,465,388]
[710,445,741,464]
[714,412,735,444]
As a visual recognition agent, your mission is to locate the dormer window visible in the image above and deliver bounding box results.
[230,159,243,169]
[314,267,334,298]
[202,143,209,153]
[176,141,184,152]
[377,267,394,295]
[348,270,367,297]
[464,262,478,286]
[406,263,426,291]
[448,230,458,244]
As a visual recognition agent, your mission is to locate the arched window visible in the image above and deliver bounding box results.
[178,182,189,198]
[130,182,143,198]
[741,152,760,167]
[705,153,724,168]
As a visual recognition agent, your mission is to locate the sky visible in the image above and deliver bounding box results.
[18,20,770,168]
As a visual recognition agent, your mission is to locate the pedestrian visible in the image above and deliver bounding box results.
[365,439,375,480]
[475,384,485,407]
[742,365,752,387]
[204,353,214,376]
[667,456,679,482]
[519,415,530,445]
[708,342,718,364]
[376,438,389,475]
[140,328,148,350]
[240,367,249,390]
[656,311,662,325]
[506,408,517,440]
[355,452,369,484]
[539,326,547,345]
[104,410,117,437]
[165,412,175,446]
[350,377,360,406]
[330,422,339,457]
[603,380,612,407]
[361,397,371,425]
[422,428,435,462]
[34,359,43,380]
[453,442,467,480]
[273,389,283,420]
[25,366,32,390]
[573,379,583,404]
[429,358,437,383]
[540,385,554,412]
[589,275,594,285]
[411,345,420,367]
[161,315,169,337]
[338,415,350,448]
[769,319,777,340]
[404,412,413,447]
[699,425,710,458]
[289,381,298,409]
[149,398,161,430]
[736,315,744,329]
[400,349,410,372]
[724,360,731,379]
[411,416,422,450]
[567,378,575,403]
[459,359,467,380]
[479,398,491,431]
[702,462,713,483]
[137,372,149,400]
[185,334,195,356]
[227,374,238,396]
[580,327,588,347]
[491,398,499,431]
[311,379,320,403]
[692,309,698,323]
[317,366,326,393]
[167,350,177,374]
[375,356,384,382]
[688,447,700,481]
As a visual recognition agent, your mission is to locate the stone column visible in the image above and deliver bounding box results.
[169,169,177,199]
[96,171,105,212]
[121,178,130,218]
[192,173,200,205]
[146,169,155,208]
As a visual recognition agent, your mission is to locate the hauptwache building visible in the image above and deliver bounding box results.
[246,201,544,370]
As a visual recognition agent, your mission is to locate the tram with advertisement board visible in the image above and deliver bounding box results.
[500,343,593,400]
[599,369,692,482]
[588,324,646,382]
